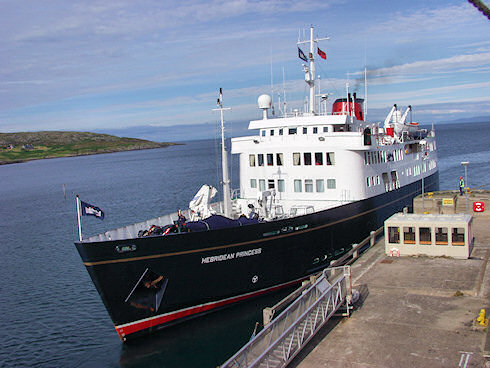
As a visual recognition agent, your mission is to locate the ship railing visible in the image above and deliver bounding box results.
[220,266,352,368]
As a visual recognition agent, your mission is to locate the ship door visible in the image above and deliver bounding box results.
[363,127,372,145]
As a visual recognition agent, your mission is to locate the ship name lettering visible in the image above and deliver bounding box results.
[201,248,262,264]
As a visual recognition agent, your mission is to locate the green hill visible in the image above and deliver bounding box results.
[0,131,178,165]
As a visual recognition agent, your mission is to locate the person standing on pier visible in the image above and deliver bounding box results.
[459,176,465,196]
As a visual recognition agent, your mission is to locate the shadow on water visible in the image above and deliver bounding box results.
[118,286,296,368]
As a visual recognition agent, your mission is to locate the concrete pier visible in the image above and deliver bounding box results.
[291,193,490,368]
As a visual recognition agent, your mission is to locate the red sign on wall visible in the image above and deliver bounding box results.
[473,201,485,212]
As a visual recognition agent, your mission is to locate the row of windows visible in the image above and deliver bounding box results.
[364,149,403,165]
[260,126,330,137]
[388,226,465,246]
[250,178,336,192]
[249,152,335,167]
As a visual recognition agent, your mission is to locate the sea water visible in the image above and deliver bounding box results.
[0,122,489,367]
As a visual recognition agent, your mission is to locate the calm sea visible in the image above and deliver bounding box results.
[0,121,489,367]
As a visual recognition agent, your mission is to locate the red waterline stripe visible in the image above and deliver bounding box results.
[115,279,300,339]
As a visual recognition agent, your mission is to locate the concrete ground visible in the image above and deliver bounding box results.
[291,215,490,368]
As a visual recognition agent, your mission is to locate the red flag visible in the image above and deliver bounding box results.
[317,47,326,60]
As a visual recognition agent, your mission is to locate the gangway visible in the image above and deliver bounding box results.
[221,266,352,368]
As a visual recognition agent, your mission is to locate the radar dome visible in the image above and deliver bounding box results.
[258,94,272,109]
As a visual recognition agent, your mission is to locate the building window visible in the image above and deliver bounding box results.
[250,179,257,188]
[276,153,283,166]
[268,179,275,189]
[258,154,264,166]
[294,179,302,192]
[419,227,431,244]
[289,128,297,135]
[304,152,312,165]
[278,179,285,192]
[249,154,256,167]
[313,127,318,134]
[259,179,266,191]
[327,178,336,189]
[315,152,323,165]
[388,227,400,244]
[267,153,273,166]
[435,227,448,245]
[303,127,307,134]
[316,179,324,192]
[326,152,335,165]
[279,128,283,136]
[293,152,301,165]
[305,179,313,192]
[452,228,465,245]
[403,227,415,244]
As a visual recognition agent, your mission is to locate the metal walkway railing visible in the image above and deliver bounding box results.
[221,266,352,368]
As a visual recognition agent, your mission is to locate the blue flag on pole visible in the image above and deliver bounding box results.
[80,200,105,220]
[298,47,308,62]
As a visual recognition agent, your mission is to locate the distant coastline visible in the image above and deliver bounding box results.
[0,131,181,165]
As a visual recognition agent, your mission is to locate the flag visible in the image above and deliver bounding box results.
[317,47,327,60]
[81,200,105,220]
[298,47,308,62]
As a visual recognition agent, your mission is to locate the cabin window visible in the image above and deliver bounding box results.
[268,179,275,189]
[388,226,400,244]
[249,154,256,167]
[276,153,283,166]
[315,152,323,165]
[305,179,313,192]
[250,179,257,188]
[403,227,415,244]
[313,127,318,134]
[294,180,302,192]
[419,227,432,244]
[452,228,465,245]
[270,129,274,136]
[323,127,329,133]
[304,153,312,166]
[278,179,285,192]
[303,127,307,134]
[289,128,297,135]
[327,178,336,189]
[279,128,283,135]
[261,130,266,137]
[316,179,325,192]
[258,154,264,166]
[326,152,335,165]
[259,179,266,191]
[293,152,301,166]
[267,154,273,166]
[436,227,448,245]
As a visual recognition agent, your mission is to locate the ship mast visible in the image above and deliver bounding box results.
[297,26,329,115]
[213,88,232,218]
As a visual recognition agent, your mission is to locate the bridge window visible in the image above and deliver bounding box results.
[323,127,329,133]
[259,179,266,191]
[276,153,283,166]
[326,152,335,165]
[279,128,283,135]
[258,154,264,166]
[304,152,312,165]
[327,178,336,189]
[267,154,273,166]
[289,128,297,135]
[250,179,257,188]
[305,179,313,192]
[270,129,274,136]
[315,152,323,165]
[278,179,285,192]
[303,127,307,134]
[293,153,301,165]
[249,154,255,167]
[313,127,318,134]
[268,179,275,189]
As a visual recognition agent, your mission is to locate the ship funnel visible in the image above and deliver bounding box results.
[258,94,272,120]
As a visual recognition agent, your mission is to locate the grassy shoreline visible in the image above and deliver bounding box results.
[0,131,180,165]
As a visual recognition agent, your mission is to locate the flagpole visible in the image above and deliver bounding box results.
[76,195,83,241]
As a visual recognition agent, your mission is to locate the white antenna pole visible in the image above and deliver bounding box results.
[270,49,275,116]
[282,67,287,115]
[76,195,83,241]
[213,88,232,218]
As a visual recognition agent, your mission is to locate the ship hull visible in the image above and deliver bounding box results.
[75,172,439,341]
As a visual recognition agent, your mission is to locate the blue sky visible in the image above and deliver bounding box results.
[1,0,489,137]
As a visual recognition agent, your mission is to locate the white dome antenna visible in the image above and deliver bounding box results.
[258,94,272,120]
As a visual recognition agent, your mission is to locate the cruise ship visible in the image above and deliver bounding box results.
[74,26,439,341]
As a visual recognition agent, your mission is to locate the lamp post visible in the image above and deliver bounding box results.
[461,161,469,213]
[419,140,427,213]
